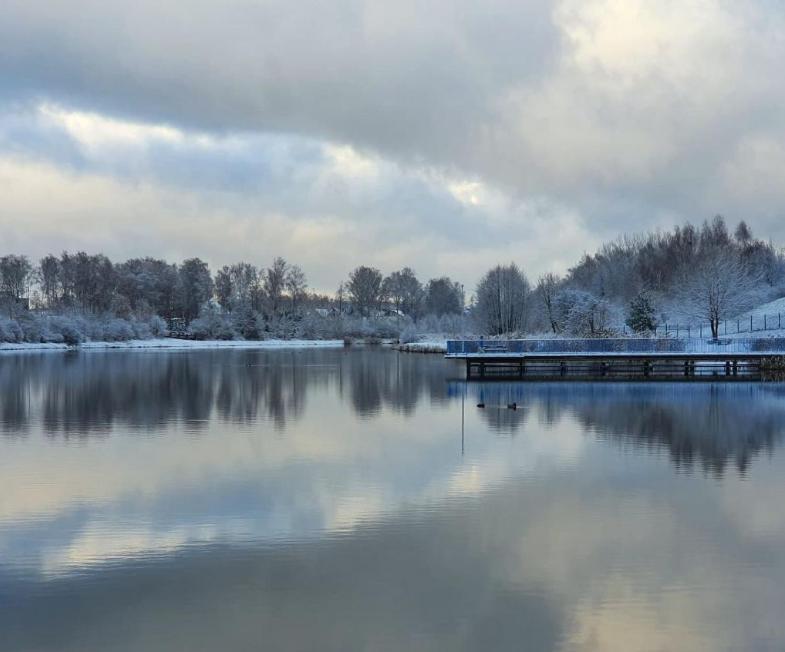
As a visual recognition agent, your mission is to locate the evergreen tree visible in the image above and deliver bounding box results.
[626,292,657,334]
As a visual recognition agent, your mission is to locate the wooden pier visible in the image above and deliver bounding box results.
[446,338,785,381]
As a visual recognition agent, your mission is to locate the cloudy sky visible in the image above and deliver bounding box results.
[1,0,785,291]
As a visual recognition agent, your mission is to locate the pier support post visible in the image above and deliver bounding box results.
[725,361,731,376]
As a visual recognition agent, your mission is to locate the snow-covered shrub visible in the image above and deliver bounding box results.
[16,314,44,342]
[47,316,84,345]
[148,315,167,337]
[399,323,420,343]
[189,305,237,340]
[232,306,260,339]
[103,318,135,341]
[0,318,23,342]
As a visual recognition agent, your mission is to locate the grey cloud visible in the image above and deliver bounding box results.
[1,0,785,272]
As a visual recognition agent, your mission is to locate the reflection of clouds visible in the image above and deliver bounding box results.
[0,362,588,578]
[5,450,785,652]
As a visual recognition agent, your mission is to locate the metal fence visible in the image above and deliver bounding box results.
[648,313,785,338]
[446,338,785,356]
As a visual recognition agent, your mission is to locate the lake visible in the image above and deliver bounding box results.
[2,347,785,651]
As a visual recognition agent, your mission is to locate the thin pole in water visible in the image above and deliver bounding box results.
[461,386,465,456]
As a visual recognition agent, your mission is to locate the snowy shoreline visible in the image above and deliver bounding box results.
[0,338,347,354]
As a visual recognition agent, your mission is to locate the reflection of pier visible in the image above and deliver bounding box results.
[446,338,785,381]
[449,380,785,475]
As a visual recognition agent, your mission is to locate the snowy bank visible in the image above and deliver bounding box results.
[396,340,447,353]
[0,339,345,354]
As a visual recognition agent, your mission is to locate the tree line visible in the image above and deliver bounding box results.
[0,252,468,342]
[2,215,783,342]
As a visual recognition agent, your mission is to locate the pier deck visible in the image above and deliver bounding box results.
[446,338,785,380]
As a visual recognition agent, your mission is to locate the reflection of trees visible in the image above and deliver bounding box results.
[0,349,462,436]
[465,382,785,476]
[341,349,457,418]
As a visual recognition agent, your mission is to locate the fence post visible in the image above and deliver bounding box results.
[676,325,679,338]
[765,314,767,330]
[724,320,727,335]
[688,326,691,338]
[699,324,702,338]
[780,313,782,329]
[737,319,740,333]
[751,315,753,332]
[665,323,668,336]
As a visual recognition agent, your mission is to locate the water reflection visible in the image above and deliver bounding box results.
[458,382,785,476]
[0,348,456,435]
[2,350,785,652]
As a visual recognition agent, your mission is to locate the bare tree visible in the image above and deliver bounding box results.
[424,277,463,316]
[230,262,260,308]
[475,263,530,335]
[177,258,213,322]
[347,266,383,317]
[215,266,233,310]
[382,268,423,318]
[336,282,346,314]
[264,257,288,316]
[38,255,61,308]
[285,264,308,313]
[677,249,764,338]
[0,254,32,316]
[536,273,561,333]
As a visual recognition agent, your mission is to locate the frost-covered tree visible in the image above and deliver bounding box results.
[475,264,529,335]
[347,266,383,317]
[424,277,463,316]
[37,255,61,308]
[230,262,260,310]
[285,264,308,313]
[554,288,616,336]
[336,282,346,314]
[0,254,32,316]
[383,268,423,318]
[536,272,561,333]
[115,257,179,319]
[57,252,116,314]
[734,220,752,245]
[264,257,288,316]
[177,258,213,322]
[676,249,764,339]
[215,266,233,310]
[0,254,32,300]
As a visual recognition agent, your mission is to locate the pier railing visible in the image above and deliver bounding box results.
[446,338,785,357]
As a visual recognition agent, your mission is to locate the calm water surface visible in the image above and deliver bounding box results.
[2,348,785,651]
